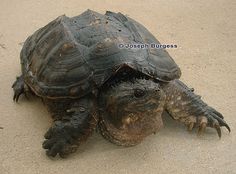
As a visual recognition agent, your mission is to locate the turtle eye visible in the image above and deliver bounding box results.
[134,89,146,98]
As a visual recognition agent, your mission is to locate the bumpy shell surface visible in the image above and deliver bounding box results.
[20,10,181,98]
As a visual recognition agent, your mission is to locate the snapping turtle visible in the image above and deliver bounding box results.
[12,10,230,157]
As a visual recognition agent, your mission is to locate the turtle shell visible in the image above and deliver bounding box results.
[20,10,181,98]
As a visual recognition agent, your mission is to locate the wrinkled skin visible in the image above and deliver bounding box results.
[13,76,230,158]
[98,79,166,146]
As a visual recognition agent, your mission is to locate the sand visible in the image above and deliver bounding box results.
[0,0,236,174]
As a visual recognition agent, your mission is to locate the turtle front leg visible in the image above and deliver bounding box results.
[42,95,98,158]
[162,79,230,137]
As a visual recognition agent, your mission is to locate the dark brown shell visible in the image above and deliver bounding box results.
[20,10,181,98]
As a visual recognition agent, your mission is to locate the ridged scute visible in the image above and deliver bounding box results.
[21,10,181,98]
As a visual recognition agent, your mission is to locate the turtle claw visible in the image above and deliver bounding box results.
[223,123,231,133]
[212,114,231,133]
[214,124,222,138]
[197,122,206,136]
[12,76,25,102]
[185,107,230,138]
[188,122,195,131]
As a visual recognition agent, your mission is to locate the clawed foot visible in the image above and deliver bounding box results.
[12,75,25,102]
[43,121,78,158]
[184,106,230,138]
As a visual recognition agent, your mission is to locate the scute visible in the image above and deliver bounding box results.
[20,10,181,98]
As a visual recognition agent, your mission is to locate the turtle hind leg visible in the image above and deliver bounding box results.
[12,75,28,102]
[162,79,230,138]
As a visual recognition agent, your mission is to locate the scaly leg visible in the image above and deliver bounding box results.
[42,95,98,157]
[162,79,230,137]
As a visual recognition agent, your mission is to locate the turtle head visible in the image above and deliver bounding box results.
[98,79,166,146]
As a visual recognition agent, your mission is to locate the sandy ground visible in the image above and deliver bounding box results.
[0,0,236,174]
